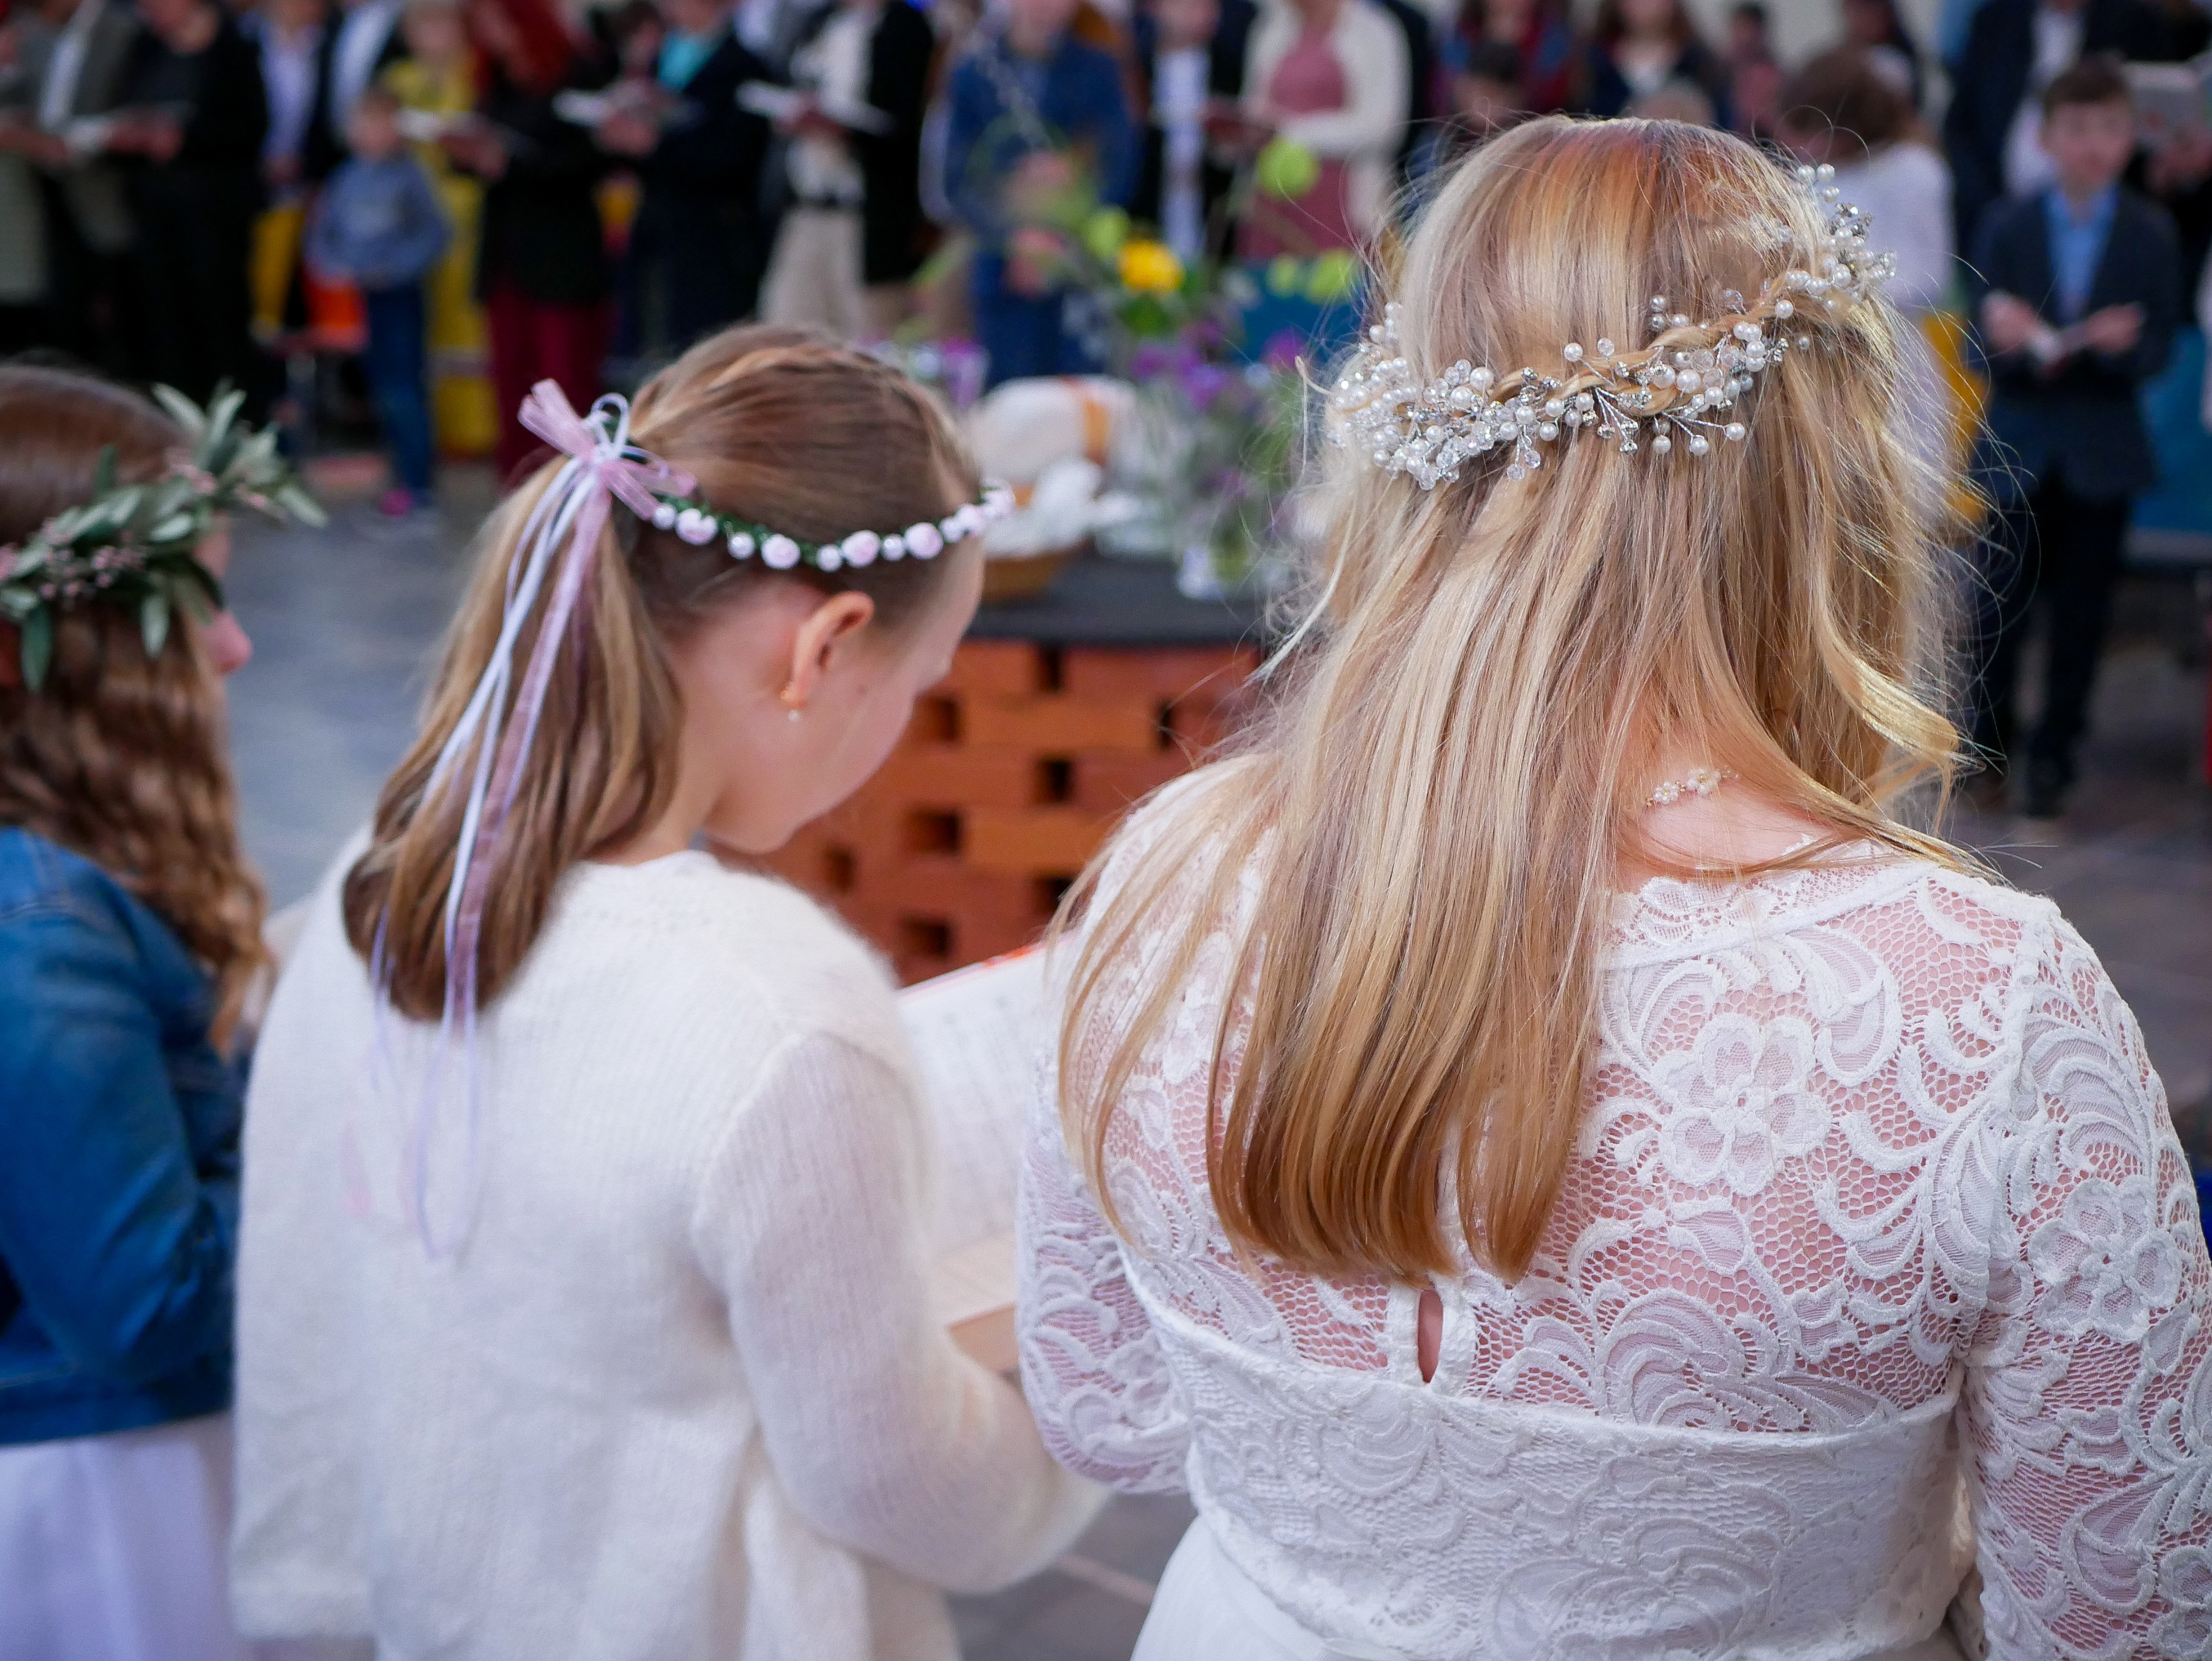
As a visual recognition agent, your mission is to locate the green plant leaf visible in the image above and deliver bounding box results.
[140,588,170,657]
[93,445,118,498]
[151,384,207,439]
[20,608,51,691]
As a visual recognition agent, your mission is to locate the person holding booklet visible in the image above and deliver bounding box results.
[1019,117,2211,1660]
[232,326,1101,1660]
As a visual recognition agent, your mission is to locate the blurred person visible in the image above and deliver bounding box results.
[254,0,323,194]
[1966,56,2180,817]
[109,0,268,408]
[304,0,402,178]
[1778,48,1951,315]
[1021,114,2211,1661]
[759,0,935,340]
[0,3,49,350]
[1423,37,1524,175]
[1842,0,1925,107]
[1940,0,2171,261]
[598,0,773,353]
[384,0,496,454]
[444,0,612,478]
[1228,0,1409,258]
[0,367,315,1661]
[16,0,142,374]
[1722,0,1779,136]
[231,327,1103,1661]
[306,84,448,512]
[943,0,1136,386]
[1448,0,1575,117]
[1129,0,1254,263]
[1581,0,1729,124]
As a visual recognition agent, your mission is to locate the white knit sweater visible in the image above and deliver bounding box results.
[231,850,1101,1661]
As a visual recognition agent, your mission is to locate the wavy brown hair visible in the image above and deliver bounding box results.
[1063,118,1969,1284]
[345,325,979,1020]
[0,366,268,1042]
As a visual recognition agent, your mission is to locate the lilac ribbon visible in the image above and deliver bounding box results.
[391,382,693,1254]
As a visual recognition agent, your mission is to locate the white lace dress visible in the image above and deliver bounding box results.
[1017,804,2212,1660]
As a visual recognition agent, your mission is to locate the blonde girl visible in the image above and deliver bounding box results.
[233,327,1100,1659]
[1018,118,2211,1661]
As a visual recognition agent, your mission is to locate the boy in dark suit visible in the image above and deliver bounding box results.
[1966,55,2180,818]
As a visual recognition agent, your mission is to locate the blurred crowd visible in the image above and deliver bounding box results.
[0,0,2209,511]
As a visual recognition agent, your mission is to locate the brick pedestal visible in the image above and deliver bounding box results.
[762,640,1259,982]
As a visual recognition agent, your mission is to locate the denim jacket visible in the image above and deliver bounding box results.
[0,828,241,1444]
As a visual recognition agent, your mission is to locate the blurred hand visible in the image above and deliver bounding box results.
[2148,128,2212,194]
[265,151,301,188]
[1004,225,1067,295]
[1011,148,1075,195]
[442,123,508,179]
[787,105,846,144]
[139,114,183,162]
[2078,303,2143,356]
[1980,291,2042,354]
[0,120,66,165]
[595,109,657,156]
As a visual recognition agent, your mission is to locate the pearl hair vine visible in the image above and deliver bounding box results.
[1328,163,1896,490]
[645,480,1017,572]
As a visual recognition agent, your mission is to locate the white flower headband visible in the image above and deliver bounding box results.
[1329,163,1896,490]
[646,480,1017,571]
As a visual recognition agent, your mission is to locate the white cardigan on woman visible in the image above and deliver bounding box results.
[232,850,1101,1661]
[1240,0,1409,239]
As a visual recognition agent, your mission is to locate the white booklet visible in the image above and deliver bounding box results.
[898,948,1049,1369]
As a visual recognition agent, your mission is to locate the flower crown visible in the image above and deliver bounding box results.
[644,480,1017,571]
[1328,163,1896,490]
[0,386,325,690]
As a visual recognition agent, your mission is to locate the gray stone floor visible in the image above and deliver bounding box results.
[224,468,2210,1656]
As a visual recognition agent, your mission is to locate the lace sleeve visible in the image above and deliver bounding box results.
[1015,1025,1192,1493]
[1961,914,2212,1661]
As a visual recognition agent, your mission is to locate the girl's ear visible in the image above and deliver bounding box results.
[780,590,876,707]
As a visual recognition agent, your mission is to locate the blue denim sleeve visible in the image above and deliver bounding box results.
[392,162,453,286]
[0,904,237,1386]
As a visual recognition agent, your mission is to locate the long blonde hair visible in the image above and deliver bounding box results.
[1062,118,1968,1284]
[345,326,979,1019]
[0,368,268,1045]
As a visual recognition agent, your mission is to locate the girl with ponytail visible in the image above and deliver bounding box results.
[233,326,1099,1659]
[1018,119,2210,1660]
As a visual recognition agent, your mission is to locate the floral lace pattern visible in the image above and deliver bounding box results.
[1017,796,2212,1659]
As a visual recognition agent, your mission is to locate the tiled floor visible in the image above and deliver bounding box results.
[224,470,2210,1655]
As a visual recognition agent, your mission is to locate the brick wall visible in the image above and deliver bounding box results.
[761,639,1260,982]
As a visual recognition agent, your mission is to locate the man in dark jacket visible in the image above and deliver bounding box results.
[1964,56,2180,818]
[760,0,935,338]
[1940,0,2172,260]
[1128,0,1251,261]
[599,0,772,355]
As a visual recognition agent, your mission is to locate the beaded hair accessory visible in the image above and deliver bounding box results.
[0,386,324,689]
[645,479,1016,571]
[1328,163,1896,490]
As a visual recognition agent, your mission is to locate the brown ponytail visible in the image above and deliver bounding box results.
[343,325,980,1021]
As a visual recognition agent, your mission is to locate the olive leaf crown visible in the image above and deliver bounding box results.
[1328,163,1896,490]
[0,386,325,690]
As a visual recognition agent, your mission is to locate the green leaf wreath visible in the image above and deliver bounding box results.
[0,384,326,690]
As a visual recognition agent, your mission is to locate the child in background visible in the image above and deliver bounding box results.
[944,0,1137,387]
[308,86,450,517]
[1966,55,2180,818]
[383,0,498,458]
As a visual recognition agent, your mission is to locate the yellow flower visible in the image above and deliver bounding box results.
[1118,240,1185,294]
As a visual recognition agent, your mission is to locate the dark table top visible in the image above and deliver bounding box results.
[968,553,1272,647]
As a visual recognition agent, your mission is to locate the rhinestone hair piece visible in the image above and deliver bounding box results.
[646,480,1017,572]
[1328,163,1896,490]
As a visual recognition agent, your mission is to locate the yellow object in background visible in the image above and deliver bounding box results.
[251,203,307,341]
[385,57,497,457]
[1118,240,1184,295]
[1921,308,1988,526]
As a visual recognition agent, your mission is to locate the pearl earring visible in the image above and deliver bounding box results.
[779,685,804,723]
